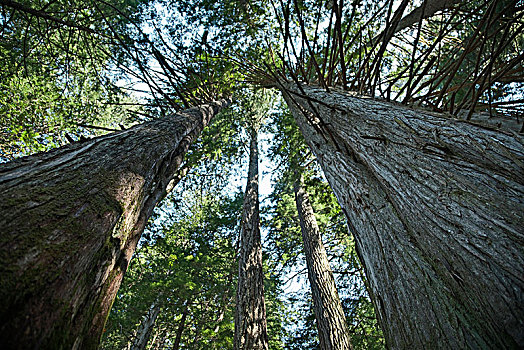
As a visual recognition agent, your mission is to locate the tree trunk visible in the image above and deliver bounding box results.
[0,99,230,350]
[293,175,352,350]
[172,303,189,350]
[234,129,269,350]
[131,301,161,350]
[281,83,524,349]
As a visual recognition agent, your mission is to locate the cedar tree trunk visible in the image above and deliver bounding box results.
[131,301,161,350]
[234,129,269,350]
[0,99,230,350]
[281,83,523,349]
[294,175,352,350]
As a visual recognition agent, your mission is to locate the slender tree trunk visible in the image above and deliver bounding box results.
[131,301,161,350]
[153,329,168,350]
[281,82,524,349]
[148,329,159,350]
[0,99,230,350]
[172,303,189,350]
[293,175,352,350]
[234,129,269,350]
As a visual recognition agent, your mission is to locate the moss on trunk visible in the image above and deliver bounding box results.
[0,100,230,349]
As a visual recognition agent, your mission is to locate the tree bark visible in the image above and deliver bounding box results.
[131,301,161,350]
[0,99,230,350]
[234,129,269,350]
[294,175,353,350]
[281,83,524,349]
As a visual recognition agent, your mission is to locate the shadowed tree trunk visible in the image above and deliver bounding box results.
[131,301,161,350]
[294,175,352,350]
[281,82,524,349]
[0,99,230,350]
[234,128,269,350]
[172,303,189,350]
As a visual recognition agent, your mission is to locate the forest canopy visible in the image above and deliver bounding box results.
[0,0,522,349]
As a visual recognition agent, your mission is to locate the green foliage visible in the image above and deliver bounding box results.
[0,68,136,159]
[6,1,509,349]
[283,291,319,350]
[264,263,288,350]
[102,184,288,349]
[101,191,241,349]
[0,0,147,160]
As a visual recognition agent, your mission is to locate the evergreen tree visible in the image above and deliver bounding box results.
[256,1,523,347]
[1,0,522,349]
[235,91,272,350]
[0,99,230,349]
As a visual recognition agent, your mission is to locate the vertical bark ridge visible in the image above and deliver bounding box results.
[294,175,353,350]
[0,99,230,350]
[234,129,269,350]
[281,83,523,349]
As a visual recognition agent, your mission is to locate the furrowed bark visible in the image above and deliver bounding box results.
[234,129,269,350]
[0,99,230,350]
[131,301,161,350]
[281,83,524,349]
[294,175,352,350]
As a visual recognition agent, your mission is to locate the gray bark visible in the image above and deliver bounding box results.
[294,175,352,350]
[281,83,524,349]
[234,129,269,350]
[0,99,230,350]
[131,301,161,350]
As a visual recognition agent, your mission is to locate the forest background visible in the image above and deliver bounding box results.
[0,0,522,349]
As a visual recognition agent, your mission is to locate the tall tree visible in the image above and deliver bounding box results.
[0,99,230,349]
[294,173,352,350]
[281,82,523,348]
[253,0,524,347]
[235,125,269,349]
